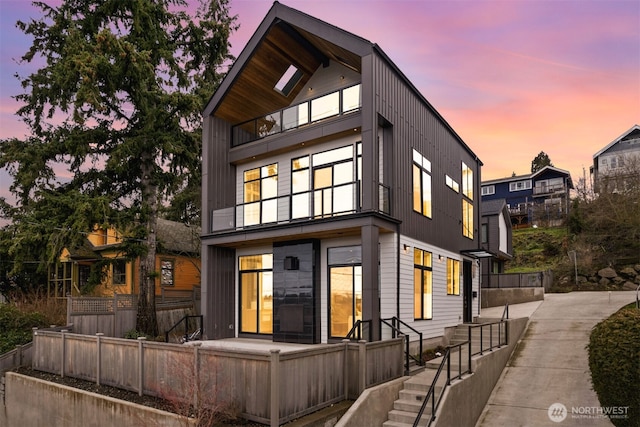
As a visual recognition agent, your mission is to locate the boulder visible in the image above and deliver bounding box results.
[622,281,638,291]
[619,267,637,278]
[598,267,617,279]
[599,277,611,286]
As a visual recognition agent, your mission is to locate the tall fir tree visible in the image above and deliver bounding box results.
[0,0,237,336]
[531,151,553,173]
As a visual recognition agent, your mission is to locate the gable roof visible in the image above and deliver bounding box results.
[593,124,640,158]
[482,165,573,188]
[203,1,481,163]
[481,198,508,216]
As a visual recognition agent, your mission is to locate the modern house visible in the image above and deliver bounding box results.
[590,124,640,194]
[479,199,513,287]
[201,2,485,346]
[481,166,574,228]
[48,218,201,299]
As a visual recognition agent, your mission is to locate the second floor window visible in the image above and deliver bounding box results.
[462,199,474,239]
[412,149,432,218]
[112,260,126,285]
[462,162,473,200]
[481,185,495,196]
[244,163,278,226]
[509,180,531,192]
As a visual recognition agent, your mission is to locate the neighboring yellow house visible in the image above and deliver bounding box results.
[48,219,201,298]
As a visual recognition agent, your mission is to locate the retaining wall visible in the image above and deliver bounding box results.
[481,287,544,308]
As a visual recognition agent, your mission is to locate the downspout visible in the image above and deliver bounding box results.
[396,224,401,319]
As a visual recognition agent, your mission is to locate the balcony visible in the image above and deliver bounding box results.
[211,182,391,233]
[533,184,566,196]
[231,84,361,147]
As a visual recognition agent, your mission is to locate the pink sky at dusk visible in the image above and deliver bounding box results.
[1,0,639,213]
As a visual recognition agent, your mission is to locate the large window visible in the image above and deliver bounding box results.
[462,199,474,239]
[328,246,362,338]
[244,164,278,226]
[413,248,433,320]
[412,149,432,218]
[447,258,460,295]
[462,162,473,200]
[312,145,356,218]
[239,254,273,334]
[291,156,310,219]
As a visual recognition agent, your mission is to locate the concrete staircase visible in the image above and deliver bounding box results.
[383,321,506,427]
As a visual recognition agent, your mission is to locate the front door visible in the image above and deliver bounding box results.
[463,260,473,323]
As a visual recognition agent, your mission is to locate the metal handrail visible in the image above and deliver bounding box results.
[381,316,424,365]
[501,302,509,321]
[380,318,412,374]
[412,340,471,427]
[164,315,203,343]
[345,319,372,342]
[467,320,508,356]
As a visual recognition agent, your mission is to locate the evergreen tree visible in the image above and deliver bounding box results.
[0,0,237,336]
[531,151,553,173]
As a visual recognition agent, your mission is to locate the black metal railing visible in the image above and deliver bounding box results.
[165,315,203,343]
[412,340,472,427]
[231,84,361,147]
[345,319,373,342]
[380,317,424,374]
[468,319,508,357]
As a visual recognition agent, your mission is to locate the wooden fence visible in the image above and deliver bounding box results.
[67,294,199,338]
[31,330,404,426]
[0,343,33,373]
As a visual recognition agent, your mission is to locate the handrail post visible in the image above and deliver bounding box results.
[490,323,493,351]
[468,340,472,374]
[419,332,423,365]
[479,326,483,355]
[447,351,451,385]
[405,336,410,375]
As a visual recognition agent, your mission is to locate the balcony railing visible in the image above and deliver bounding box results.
[231,84,362,147]
[533,184,566,195]
[211,181,391,233]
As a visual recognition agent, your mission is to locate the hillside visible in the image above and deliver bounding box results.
[506,226,640,292]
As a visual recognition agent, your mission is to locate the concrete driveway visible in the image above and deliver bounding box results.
[476,291,638,427]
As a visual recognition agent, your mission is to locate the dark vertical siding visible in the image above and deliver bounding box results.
[203,245,235,339]
[370,53,480,252]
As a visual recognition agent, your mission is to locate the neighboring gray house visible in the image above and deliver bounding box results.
[480,199,513,288]
[200,2,485,346]
[591,124,640,194]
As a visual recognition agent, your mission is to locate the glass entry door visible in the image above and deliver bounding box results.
[329,265,362,338]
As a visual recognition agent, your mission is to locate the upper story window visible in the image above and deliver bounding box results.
[462,199,474,239]
[112,260,126,285]
[462,162,473,200]
[481,185,495,196]
[161,260,174,286]
[244,163,278,226]
[291,144,361,220]
[412,149,432,218]
[509,180,532,192]
[446,175,459,193]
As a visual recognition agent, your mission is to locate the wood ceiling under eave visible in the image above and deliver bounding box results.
[214,21,363,125]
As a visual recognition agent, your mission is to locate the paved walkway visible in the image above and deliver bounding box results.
[476,291,638,427]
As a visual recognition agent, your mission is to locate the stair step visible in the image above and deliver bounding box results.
[388,409,430,426]
[383,420,414,427]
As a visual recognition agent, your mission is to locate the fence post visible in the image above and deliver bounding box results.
[96,333,104,386]
[358,340,367,394]
[60,329,68,378]
[270,349,281,427]
[193,342,202,411]
[342,339,350,400]
[66,295,72,328]
[137,337,146,396]
[113,293,118,337]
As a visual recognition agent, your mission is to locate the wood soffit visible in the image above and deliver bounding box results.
[214,20,362,125]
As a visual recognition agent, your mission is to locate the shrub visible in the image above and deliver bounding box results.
[588,306,640,427]
[0,304,49,353]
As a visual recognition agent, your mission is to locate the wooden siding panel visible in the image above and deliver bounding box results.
[370,54,480,253]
